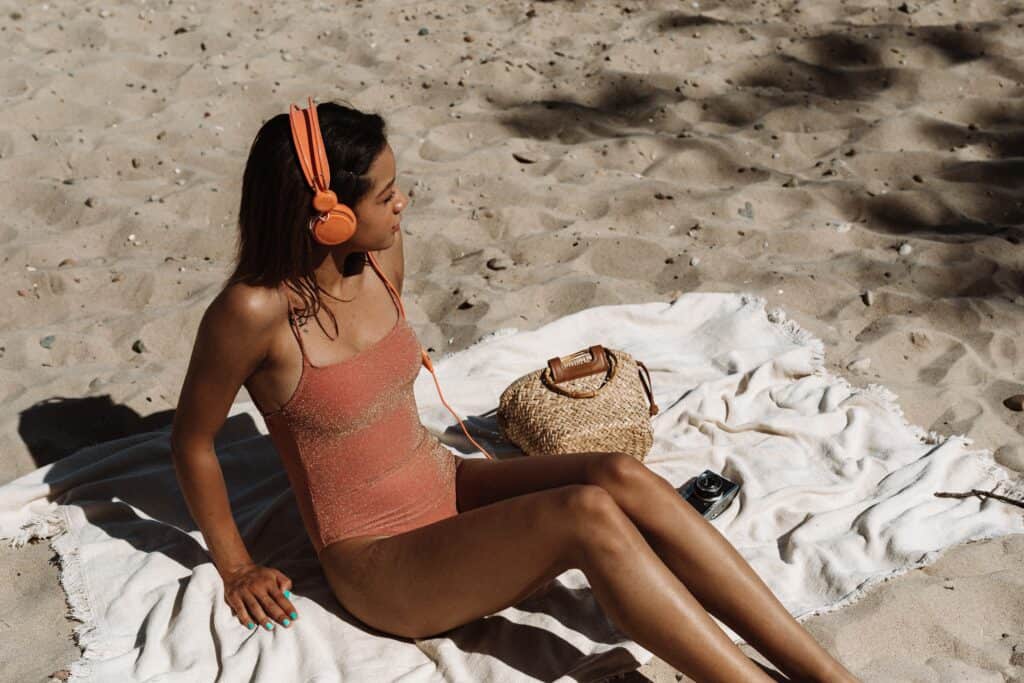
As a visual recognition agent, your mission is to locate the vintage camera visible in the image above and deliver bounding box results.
[676,470,740,521]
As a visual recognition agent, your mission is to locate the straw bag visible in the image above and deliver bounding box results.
[496,345,660,462]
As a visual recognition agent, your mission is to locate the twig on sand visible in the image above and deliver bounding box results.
[934,488,1024,510]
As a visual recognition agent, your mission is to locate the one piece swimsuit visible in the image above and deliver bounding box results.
[254,252,461,557]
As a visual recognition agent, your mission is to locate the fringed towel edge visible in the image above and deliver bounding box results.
[3,505,109,683]
[788,528,1024,628]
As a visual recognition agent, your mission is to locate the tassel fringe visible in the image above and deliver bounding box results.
[4,505,112,682]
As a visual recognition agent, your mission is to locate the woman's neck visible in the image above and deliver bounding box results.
[311,250,369,300]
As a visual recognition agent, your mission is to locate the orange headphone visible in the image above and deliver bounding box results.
[288,96,360,246]
[288,97,496,460]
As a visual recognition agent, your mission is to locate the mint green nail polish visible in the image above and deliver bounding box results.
[283,618,290,626]
[290,611,297,620]
[283,590,291,598]
[247,622,255,630]
[265,621,274,630]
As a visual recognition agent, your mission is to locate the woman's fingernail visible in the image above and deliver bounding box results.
[265,621,274,630]
[247,622,255,630]
[283,618,291,626]
[283,590,291,598]
[289,611,298,620]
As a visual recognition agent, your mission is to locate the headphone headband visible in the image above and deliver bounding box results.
[288,98,326,189]
[290,97,354,214]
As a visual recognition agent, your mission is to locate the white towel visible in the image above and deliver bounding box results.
[2,292,1022,682]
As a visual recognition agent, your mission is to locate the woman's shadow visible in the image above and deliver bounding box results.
[15,395,786,682]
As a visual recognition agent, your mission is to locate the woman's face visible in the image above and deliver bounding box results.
[351,143,407,249]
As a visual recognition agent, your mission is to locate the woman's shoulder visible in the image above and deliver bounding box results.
[206,281,290,334]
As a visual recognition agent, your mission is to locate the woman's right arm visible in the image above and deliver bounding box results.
[169,285,279,577]
[170,284,299,631]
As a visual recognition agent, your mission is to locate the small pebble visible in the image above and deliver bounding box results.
[898,243,913,256]
[132,339,147,353]
[59,258,76,267]
[85,197,98,208]
[40,335,56,349]
[131,158,142,169]
[738,201,754,220]
[862,290,874,306]
[847,357,872,373]
[418,27,429,35]
[690,256,701,266]
[1004,394,1024,412]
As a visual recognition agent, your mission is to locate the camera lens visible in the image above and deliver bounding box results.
[694,472,723,498]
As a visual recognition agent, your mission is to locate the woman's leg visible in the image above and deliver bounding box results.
[322,483,774,683]
[454,453,857,683]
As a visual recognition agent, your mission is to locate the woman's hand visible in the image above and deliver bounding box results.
[222,562,299,631]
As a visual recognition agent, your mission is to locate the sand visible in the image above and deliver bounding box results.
[2,0,1023,680]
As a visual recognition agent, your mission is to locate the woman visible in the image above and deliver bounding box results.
[169,98,858,683]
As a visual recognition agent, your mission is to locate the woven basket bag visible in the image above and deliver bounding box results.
[496,345,659,462]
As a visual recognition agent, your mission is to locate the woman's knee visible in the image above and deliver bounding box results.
[584,451,656,492]
[559,484,635,561]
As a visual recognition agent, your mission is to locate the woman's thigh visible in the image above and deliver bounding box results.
[320,483,621,640]
[455,451,622,513]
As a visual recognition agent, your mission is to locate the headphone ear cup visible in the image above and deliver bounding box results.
[311,203,357,245]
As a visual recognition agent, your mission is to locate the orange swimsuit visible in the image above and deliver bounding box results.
[256,252,461,556]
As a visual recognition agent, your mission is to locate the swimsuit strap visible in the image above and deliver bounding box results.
[366,251,407,321]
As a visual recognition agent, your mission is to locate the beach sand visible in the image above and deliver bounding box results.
[2,0,1022,680]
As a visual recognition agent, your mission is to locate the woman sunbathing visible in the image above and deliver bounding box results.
[169,98,858,683]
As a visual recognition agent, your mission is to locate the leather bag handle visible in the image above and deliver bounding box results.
[544,346,660,416]
[547,345,609,384]
[636,360,660,416]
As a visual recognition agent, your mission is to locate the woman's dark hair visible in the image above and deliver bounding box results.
[227,99,388,338]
